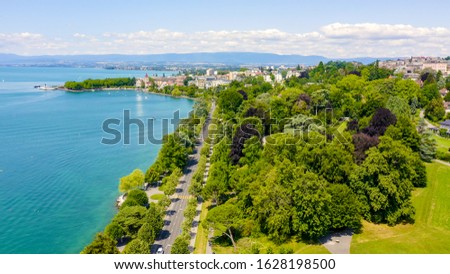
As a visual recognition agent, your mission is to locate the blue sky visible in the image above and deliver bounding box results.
[1,0,449,57]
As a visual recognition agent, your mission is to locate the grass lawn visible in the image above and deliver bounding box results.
[433,134,450,155]
[149,194,165,201]
[193,200,211,254]
[351,162,450,253]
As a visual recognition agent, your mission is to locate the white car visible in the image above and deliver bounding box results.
[156,247,164,254]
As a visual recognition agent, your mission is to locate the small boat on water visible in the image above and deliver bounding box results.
[38,84,57,91]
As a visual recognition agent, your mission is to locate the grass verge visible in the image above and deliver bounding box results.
[149,194,165,201]
[193,200,211,254]
[213,236,330,254]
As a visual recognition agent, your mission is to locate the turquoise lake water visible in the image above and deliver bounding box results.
[0,67,193,253]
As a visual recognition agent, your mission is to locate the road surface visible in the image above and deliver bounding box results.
[151,102,215,254]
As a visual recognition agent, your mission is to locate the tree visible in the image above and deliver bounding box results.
[211,137,231,164]
[81,233,119,254]
[310,89,330,116]
[393,79,420,102]
[126,189,149,206]
[229,121,262,165]
[218,89,243,115]
[293,136,353,185]
[292,172,331,239]
[425,98,445,122]
[385,96,410,119]
[384,116,420,152]
[352,133,379,164]
[444,92,450,102]
[145,166,160,184]
[239,136,262,166]
[346,119,359,132]
[250,161,296,243]
[270,96,290,125]
[202,161,229,204]
[138,223,156,245]
[111,206,147,238]
[120,198,140,209]
[350,137,421,224]
[123,239,150,254]
[105,221,125,242]
[237,90,248,100]
[171,235,190,254]
[144,205,164,236]
[119,169,145,193]
[420,83,440,106]
[205,203,242,252]
[158,135,188,172]
[327,184,362,231]
[422,72,436,85]
[161,168,182,196]
[419,131,437,162]
[362,108,397,137]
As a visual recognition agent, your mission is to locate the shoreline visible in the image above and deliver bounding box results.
[77,86,200,253]
[61,87,197,100]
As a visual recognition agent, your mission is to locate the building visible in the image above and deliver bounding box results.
[422,62,448,74]
[206,68,215,76]
[274,73,283,83]
[263,75,272,83]
[444,102,450,111]
[440,120,450,132]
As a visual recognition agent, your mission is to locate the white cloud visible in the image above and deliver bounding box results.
[0,23,449,57]
[321,23,450,40]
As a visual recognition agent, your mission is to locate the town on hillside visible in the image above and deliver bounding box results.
[135,57,450,133]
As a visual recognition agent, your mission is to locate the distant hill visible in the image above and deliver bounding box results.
[0,52,389,66]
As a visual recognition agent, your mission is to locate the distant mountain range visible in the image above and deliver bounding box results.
[0,52,391,66]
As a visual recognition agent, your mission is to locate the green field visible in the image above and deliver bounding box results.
[149,194,165,201]
[433,134,450,156]
[351,162,450,253]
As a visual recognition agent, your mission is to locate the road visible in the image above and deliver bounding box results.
[419,110,436,129]
[151,102,215,254]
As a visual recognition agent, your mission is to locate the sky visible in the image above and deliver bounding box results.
[0,0,449,58]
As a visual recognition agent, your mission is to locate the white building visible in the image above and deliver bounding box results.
[422,62,448,74]
[275,73,283,83]
[206,68,215,76]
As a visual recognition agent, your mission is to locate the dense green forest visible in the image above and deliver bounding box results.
[65,77,136,90]
[82,60,450,253]
[200,61,447,251]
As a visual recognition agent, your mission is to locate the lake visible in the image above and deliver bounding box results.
[0,67,193,253]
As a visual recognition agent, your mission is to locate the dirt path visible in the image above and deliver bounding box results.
[434,159,450,167]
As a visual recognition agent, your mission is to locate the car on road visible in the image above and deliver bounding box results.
[156,247,164,254]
